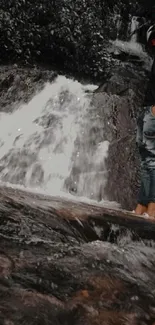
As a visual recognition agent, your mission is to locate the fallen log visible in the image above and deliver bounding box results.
[1,185,155,325]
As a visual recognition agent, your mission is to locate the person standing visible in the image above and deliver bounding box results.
[135,25,155,217]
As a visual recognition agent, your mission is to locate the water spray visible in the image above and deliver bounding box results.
[128,21,150,40]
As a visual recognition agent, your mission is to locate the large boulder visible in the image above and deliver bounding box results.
[93,63,149,210]
[63,55,150,210]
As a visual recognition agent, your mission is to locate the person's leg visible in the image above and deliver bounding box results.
[143,106,155,217]
[135,163,149,214]
[147,169,155,216]
[135,204,147,215]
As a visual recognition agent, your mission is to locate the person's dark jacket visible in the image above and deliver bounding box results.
[144,58,155,106]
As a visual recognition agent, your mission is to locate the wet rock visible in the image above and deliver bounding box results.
[0,65,57,112]
[64,62,148,209]
[0,186,155,324]
[92,64,148,210]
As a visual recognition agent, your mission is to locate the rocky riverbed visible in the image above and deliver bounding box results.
[0,185,155,325]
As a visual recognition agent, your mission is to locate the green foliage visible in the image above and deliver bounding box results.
[0,0,139,79]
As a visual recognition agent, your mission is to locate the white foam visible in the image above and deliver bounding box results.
[0,180,120,209]
[111,39,152,70]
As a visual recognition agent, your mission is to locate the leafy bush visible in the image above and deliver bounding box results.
[0,0,143,79]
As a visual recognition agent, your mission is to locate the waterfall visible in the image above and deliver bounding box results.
[130,16,139,43]
[0,75,110,201]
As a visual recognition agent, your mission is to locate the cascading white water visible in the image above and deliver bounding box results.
[130,16,139,43]
[111,15,152,69]
[113,13,122,39]
[0,75,109,200]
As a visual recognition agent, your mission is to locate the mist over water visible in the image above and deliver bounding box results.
[0,75,111,203]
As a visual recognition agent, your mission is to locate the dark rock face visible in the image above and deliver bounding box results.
[0,65,57,112]
[94,64,149,210]
[65,62,149,209]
